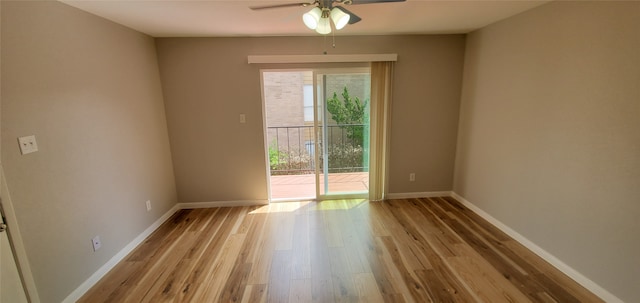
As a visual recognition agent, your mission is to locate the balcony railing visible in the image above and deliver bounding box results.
[267,124,367,175]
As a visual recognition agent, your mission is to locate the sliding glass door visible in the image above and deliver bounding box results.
[262,68,371,200]
[314,69,370,198]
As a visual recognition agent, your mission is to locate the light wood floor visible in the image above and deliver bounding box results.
[79,197,603,302]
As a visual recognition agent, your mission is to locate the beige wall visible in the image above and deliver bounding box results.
[156,35,465,202]
[454,1,640,302]
[1,1,177,302]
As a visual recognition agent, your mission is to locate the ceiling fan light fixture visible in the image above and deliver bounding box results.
[330,7,350,30]
[302,7,322,30]
[315,17,332,35]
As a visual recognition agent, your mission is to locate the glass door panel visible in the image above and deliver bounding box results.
[315,69,371,198]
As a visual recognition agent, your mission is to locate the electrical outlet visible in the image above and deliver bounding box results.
[409,173,416,182]
[146,200,152,212]
[92,236,102,252]
[18,135,38,155]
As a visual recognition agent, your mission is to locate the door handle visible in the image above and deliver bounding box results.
[0,223,6,233]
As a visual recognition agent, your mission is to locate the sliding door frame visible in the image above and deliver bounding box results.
[313,67,371,201]
[260,68,314,201]
[260,67,371,202]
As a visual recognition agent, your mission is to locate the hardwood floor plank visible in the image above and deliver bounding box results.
[363,201,392,237]
[146,258,197,303]
[288,279,312,303]
[274,211,295,251]
[268,250,293,303]
[220,210,272,302]
[347,206,401,300]
[438,196,511,242]
[193,233,246,301]
[125,209,198,262]
[180,208,226,261]
[241,284,267,303]
[327,202,371,274]
[291,211,312,279]
[389,204,477,303]
[340,223,371,274]
[311,278,334,303]
[77,261,143,303]
[414,269,471,303]
[373,236,417,301]
[309,212,332,280]
[80,197,604,303]
[176,208,241,302]
[229,206,251,235]
[390,198,473,303]
[109,210,205,302]
[379,236,433,302]
[534,273,581,303]
[448,220,548,301]
[385,200,437,270]
[447,253,531,303]
[377,201,430,272]
[399,207,459,259]
[246,212,278,285]
[431,198,584,303]
[503,240,603,302]
[322,202,346,248]
[140,232,200,303]
[353,272,384,303]
[219,262,252,303]
[328,247,359,302]
[410,199,465,255]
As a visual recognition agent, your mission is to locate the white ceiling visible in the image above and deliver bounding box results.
[60,0,549,37]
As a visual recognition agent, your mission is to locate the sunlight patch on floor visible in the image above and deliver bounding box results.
[249,199,368,214]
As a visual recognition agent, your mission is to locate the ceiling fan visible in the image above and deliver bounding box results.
[250,0,406,35]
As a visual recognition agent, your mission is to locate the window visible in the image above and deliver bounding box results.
[303,84,313,122]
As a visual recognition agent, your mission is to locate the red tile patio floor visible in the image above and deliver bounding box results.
[269,172,369,200]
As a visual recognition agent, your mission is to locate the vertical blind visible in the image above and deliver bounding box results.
[368,61,394,201]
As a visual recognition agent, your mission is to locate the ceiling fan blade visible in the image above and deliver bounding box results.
[334,6,362,25]
[250,2,314,10]
[348,0,406,4]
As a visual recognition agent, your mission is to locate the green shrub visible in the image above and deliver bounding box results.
[326,87,369,146]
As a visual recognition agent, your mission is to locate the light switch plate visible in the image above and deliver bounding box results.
[18,135,38,155]
[239,114,246,124]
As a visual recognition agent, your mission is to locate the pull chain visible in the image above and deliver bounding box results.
[332,28,336,48]
[323,35,328,54]
[321,19,337,54]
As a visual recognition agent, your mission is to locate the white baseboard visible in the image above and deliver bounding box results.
[386,191,452,200]
[62,204,179,303]
[450,192,623,303]
[178,199,269,209]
